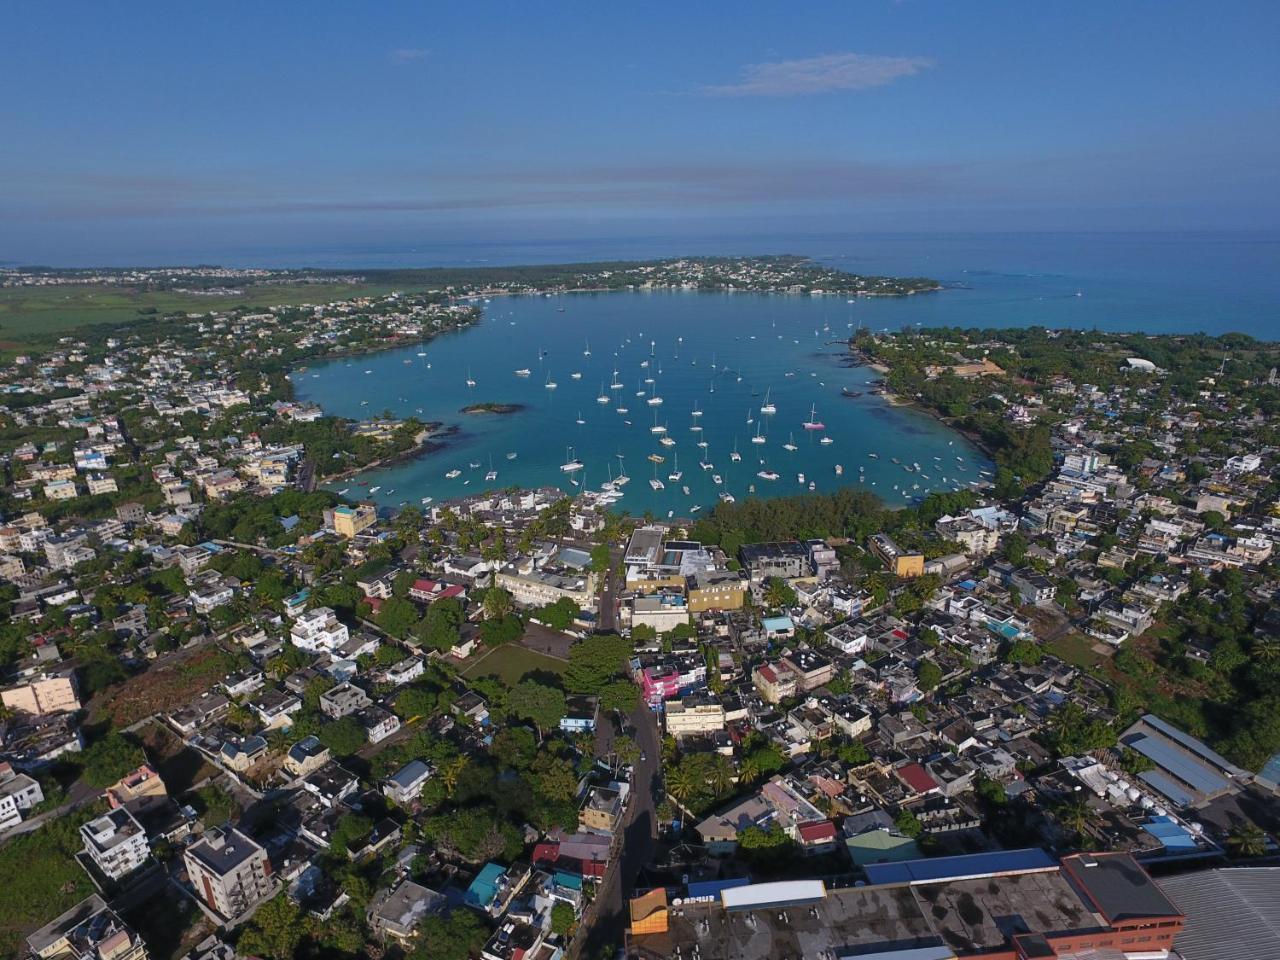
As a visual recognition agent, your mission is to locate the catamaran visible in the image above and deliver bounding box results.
[668,452,683,483]
[545,372,558,389]
[751,421,766,445]
[649,461,665,491]
[756,467,780,481]
[465,369,476,387]
[597,384,610,404]
[485,457,498,482]
[760,389,776,415]
[730,438,742,462]
[583,339,591,357]
[560,446,583,472]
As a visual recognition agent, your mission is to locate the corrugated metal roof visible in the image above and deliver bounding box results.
[1140,714,1243,776]
[1126,733,1229,797]
[865,848,1055,885]
[720,879,826,911]
[1139,769,1195,807]
[1160,868,1280,960]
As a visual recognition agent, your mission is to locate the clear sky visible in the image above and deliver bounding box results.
[3,1,1278,263]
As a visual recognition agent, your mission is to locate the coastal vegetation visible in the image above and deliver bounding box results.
[460,402,525,415]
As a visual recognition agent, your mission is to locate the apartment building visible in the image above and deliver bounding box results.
[289,606,349,653]
[184,826,276,921]
[80,807,150,881]
[1,670,80,716]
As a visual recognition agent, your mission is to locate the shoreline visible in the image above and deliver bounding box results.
[323,423,460,484]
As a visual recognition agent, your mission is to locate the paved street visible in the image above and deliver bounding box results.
[580,700,660,959]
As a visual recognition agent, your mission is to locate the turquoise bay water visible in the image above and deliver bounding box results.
[293,231,1280,514]
[294,291,991,514]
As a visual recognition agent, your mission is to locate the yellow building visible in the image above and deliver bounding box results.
[868,534,925,579]
[685,569,747,612]
[331,502,378,539]
[1,673,80,716]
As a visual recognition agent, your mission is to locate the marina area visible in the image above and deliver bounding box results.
[294,290,992,514]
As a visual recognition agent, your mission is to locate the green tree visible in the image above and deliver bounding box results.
[764,577,797,609]
[78,732,146,788]
[916,659,943,692]
[411,911,489,960]
[317,716,367,756]
[376,597,420,639]
[550,901,576,937]
[507,680,566,739]
[236,894,307,960]
[894,808,923,839]
[482,585,514,621]
[1226,822,1268,859]
[600,680,639,715]
[565,633,631,694]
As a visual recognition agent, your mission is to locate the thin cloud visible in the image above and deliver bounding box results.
[388,48,428,64]
[703,52,932,97]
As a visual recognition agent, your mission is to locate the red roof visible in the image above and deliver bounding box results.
[797,820,837,844]
[895,762,940,794]
[757,664,778,684]
[531,842,560,866]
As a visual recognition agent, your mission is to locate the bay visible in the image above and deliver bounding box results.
[294,290,991,515]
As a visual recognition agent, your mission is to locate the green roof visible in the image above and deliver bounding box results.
[845,831,920,866]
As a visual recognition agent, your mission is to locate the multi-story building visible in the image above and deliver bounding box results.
[685,569,747,612]
[80,807,150,881]
[0,760,44,829]
[319,682,372,719]
[663,695,727,737]
[738,541,809,582]
[27,895,149,960]
[329,503,378,539]
[1,670,80,716]
[627,592,689,633]
[184,826,276,921]
[495,562,596,610]
[868,533,925,578]
[289,606,349,653]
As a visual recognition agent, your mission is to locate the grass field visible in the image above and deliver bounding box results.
[0,280,404,348]
[461,645,567,686]
[1045,631,1111,671]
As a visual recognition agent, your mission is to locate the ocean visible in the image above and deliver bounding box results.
[290,231,1280,514]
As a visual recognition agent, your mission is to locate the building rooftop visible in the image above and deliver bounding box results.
[187,826,264,877]
[1060,852,1182,925]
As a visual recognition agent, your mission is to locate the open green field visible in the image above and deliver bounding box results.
[461,645,567,686]
[1045,631,1110,671]
[0,280,405,348]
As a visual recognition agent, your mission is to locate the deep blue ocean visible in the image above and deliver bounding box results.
[290,232,1279,514]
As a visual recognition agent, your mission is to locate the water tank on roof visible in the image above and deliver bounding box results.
[1188,822,1205,835]
[1126,787,1141,802]
[1116,780,1130,792]
[1154,806,1168,817]
[1140,797,1155,810]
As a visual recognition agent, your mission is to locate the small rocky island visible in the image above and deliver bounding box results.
[460,402,526,415]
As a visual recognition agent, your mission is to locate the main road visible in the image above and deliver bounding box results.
[580,698,660,959]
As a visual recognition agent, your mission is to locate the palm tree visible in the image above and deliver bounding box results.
[483,585,514,621]
[708,755,735,797]
[439,756,468,798]
[738,754,762,784]
[665,764,696,804]
[1227,822,1268,858]
[1056,798,1093,839]
[1253,637,1280,663]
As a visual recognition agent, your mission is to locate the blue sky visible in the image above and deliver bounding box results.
[3,1,1278,263]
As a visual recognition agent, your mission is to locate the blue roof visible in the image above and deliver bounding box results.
[864,848,1055,886]
[1142,820,1197,850]
[1139,715,1239,774]
[553,871,583,891]
[464,863,506,908]
[1258,752,1280,789]
[957,579,978,590]
[1125,733,1228,797]
[1138,769,1195,808]
[686,877,751,900]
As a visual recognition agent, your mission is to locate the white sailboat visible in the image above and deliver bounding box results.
[760,388,776,415]
[668,452,683,483]
[560,446,583,472]
[465,368,476,388]
[597,384,610,404]
[730,437,742,462]
[649,460,665,491]
[783,432,798,452]
[751,420,766,445]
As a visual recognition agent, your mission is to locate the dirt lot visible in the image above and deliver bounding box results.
[93,643,240,727]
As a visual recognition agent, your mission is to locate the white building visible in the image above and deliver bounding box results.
[289,606,349,653]
[80,807,150,881]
